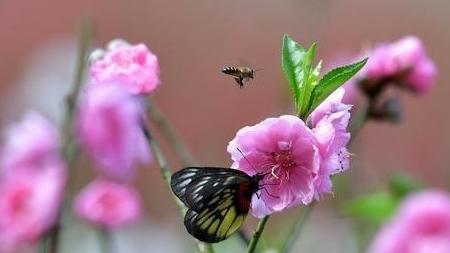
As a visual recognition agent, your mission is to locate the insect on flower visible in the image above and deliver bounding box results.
[171,166,270,243]
[222,66,260,88]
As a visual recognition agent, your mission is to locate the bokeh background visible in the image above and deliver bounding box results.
[0,0,449,252]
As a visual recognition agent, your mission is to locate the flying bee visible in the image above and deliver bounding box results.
[222,66,260,88]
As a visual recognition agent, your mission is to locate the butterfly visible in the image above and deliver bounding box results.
[170,167,263,243]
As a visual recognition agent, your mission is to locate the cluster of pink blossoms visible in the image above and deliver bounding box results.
[367,191,450,253]
[74,39,160,229]
[228,88,351,217]
[0,112,67,252]
[361,36,437,95]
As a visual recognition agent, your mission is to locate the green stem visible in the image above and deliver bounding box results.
[145,99,195,167]
[140,120,214,253]
[144,100,251,246]
[279,204,315,253]
[247,216,270,253]
[99,228,114,253]
[47,19,93,253]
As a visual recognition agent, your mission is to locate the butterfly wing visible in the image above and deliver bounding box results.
[171,167,259,243]
[183,188,247,243]
[171,167,252,207]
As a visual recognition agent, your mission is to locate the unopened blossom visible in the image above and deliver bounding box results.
[367,190,450,253]
[89,39,160,95]
[309,87,352,199]
[228,115,321,218]
[362,36,436,94]
[74,180,142,229]
[76,84,151,181]
[0,165,67,252]
[1,111,59,172]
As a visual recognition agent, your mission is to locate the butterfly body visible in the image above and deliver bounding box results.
[171,167,261,243]
[222,66,255,88]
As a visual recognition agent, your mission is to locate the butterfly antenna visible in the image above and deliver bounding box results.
[261,187,279,199]
[236,148,258,174]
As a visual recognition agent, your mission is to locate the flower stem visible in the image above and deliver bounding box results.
[145,99,195,166]
[279,204,315,253]
[140,119,214,253]
[247,216,270,253]
[99,228,114,253]
[144,100,252,246]
[47,19,93,253]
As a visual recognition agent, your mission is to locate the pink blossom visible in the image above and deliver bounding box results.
[89,39,160,95]
[76,84,151,182]
[227,115,321,218]
[74,180,142,229]
[406,57,437,94]
[363,44,398,78]
[309,88,352,199]
[367,190,450,253]
[0,165,67,252]
[362,36,436,94]
[1,111,59,173]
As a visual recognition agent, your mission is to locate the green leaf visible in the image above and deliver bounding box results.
[342,191,398,224]
[281,35,307,114]
[297,43,318,117]
[307,57,368,116]
[389,173,421,199]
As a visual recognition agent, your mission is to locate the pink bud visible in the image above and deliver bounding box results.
[74,180,142,230]
[76,84,151,182]
[89,39,160,95]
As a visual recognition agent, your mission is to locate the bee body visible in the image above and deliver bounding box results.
[222,66,255,88]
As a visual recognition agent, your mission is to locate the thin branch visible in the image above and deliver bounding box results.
[145,99,251,246]
[145,99,195,167]
[99,228,115,253]
[279,204,315,253]
[246,216,270,253]
[47,19,94,253]
[140,119,214,253]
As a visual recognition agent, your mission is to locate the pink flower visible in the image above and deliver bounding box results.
[1,111,59,173]
[76,84,151,182]
[74,180,142,229]
[362,36,436,94]
[309,88,352,199]
[0,165,67,252]
[227,115,321,217]
[406,57,437,94]
[89,39,160,95]
[364,44,398,78]
[367,190,450,253]
[391,36,437,94]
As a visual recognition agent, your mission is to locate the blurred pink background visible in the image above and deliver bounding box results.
[0,0,449,252]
